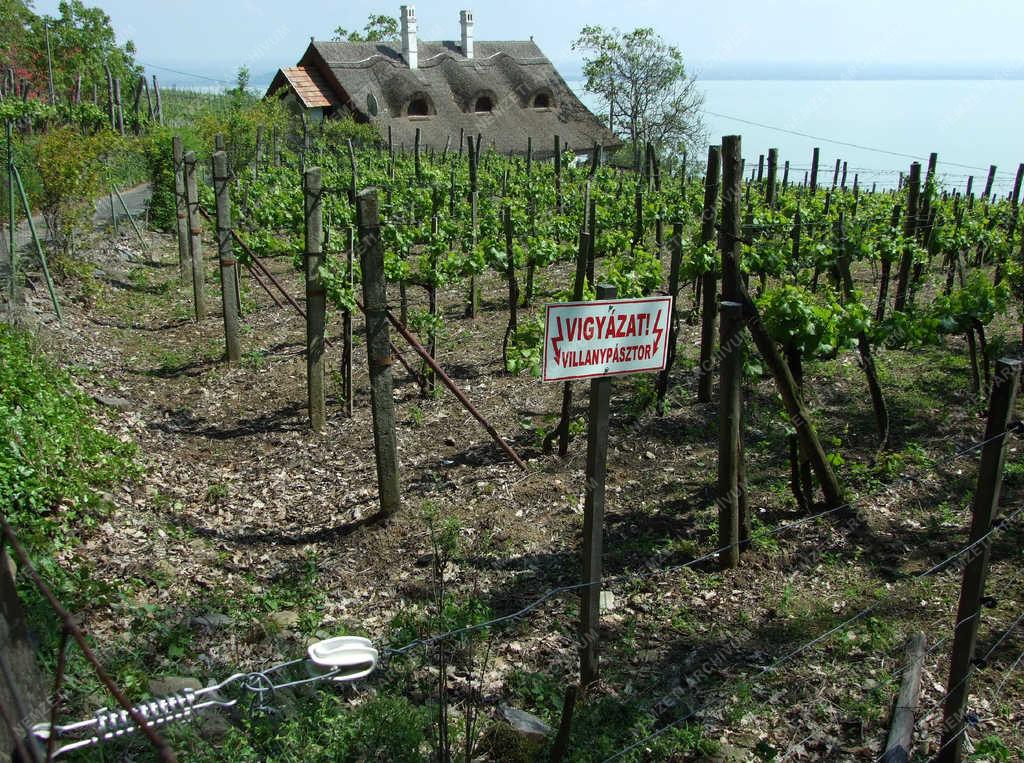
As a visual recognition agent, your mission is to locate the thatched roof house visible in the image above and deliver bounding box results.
[266,7,619,158]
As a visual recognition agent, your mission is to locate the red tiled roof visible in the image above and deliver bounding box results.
[279,66,336,108]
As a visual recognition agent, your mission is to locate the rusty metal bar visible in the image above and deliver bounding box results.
[371,300,528,471]
[0,515,177,763]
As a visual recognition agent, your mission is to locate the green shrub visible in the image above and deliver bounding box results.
[0,325,138,546]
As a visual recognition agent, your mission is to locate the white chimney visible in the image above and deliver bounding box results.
[460,10,474,60]
[400,5,418,69]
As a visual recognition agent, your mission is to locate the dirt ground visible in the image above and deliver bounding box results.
[12,218,1024,761]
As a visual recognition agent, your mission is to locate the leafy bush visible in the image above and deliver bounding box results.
[141,125,202,231]
[0,325,138,545]
[186,693,430,762]
[33,127,118,253]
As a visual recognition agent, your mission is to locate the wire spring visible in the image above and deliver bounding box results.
[94,691,198,736]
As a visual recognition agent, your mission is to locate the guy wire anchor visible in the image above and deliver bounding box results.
[30,636,378,758]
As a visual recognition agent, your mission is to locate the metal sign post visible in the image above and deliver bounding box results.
[543,288,672,686]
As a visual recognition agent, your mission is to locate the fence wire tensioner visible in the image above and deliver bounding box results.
[29,636,378,758]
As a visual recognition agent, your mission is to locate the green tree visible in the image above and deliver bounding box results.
[234,65,251,95]
[1,0,139,103]
[333,14,399,42]
[572,26,706,163]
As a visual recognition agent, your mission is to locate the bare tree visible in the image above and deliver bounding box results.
[573,26,707,165]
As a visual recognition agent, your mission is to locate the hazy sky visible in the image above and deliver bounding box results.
[31,0,1024,85]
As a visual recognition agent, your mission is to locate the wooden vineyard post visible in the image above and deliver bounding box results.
[343,227,355,417]
[254,126,264,177]
[766,148,778,208]
[881,631,927,763]
[655,221,683,412]
[414,127,422,183]
[172,136,190,284]
[836,214,889,447]
[554,134,563,213]
[937,358,1021,763]
[894,162,921,313]
[782,160,789,189]
[304,166,327,432]
[113,77,124,135]
[717,135,744,570]
[579,283,616,687]
[213,151,241,362]
[551,225,591,457]
[428,216,439,394]
[697,145,723,403]
[467,134,479,318]
[183,151,206,321]
[810,147,820,193]
[982,165,997,202]
[501,206,519,371]
[152,75,163,125]
[357,189,401,518]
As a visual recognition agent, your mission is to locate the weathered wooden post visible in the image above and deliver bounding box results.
[580,282,616,686]
[172,137,190,285]
[343,227,355,417]
[212,151,241,362]
[466,134,479,317]
[304,166,327,431]
[554,134,563,213]
[881,632,927,763]
[656,221,684,412]
[982,165,997,202]
[697,145,722,403]
[0,546,48,762]
[357,189,401,517]
[104,64,115,130]
[414,127,422,183]
[937,359,1021,763]
[717,135,744,570]
[810,147,820,193]
[152,75,163,124]
[894,162,921,313]
[782,160,790,189]
[183,151,206,320]
[501,206,519,371]
[766,148,778,208]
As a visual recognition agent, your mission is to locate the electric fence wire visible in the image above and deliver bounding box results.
[702,109,1004,175]
[602,500,1024,762]
[381,422,1020,668]
[879,609,1024,763]
[773,559,1024,763]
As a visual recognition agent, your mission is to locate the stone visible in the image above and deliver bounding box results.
[189,612,233,630]
[267,610,300,629]
[93,394,133,410]
[599,590,616,613]
[148,676,202,697]
[498,705,553,744]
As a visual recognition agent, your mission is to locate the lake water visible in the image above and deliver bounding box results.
[573,79,1024,195]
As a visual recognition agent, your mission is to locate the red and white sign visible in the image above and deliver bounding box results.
[542,296,673,382]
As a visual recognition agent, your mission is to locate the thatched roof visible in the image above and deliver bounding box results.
[267,38,620,156]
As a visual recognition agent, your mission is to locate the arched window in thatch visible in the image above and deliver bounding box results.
[407,96,432,117]
[532,91,554,109]
[474,95,494,113]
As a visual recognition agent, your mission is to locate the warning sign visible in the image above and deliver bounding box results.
[542,296,673,382]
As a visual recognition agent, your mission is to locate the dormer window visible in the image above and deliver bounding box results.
[407,97,432,117]
[474,95,493,113]
[532,92,553,109]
